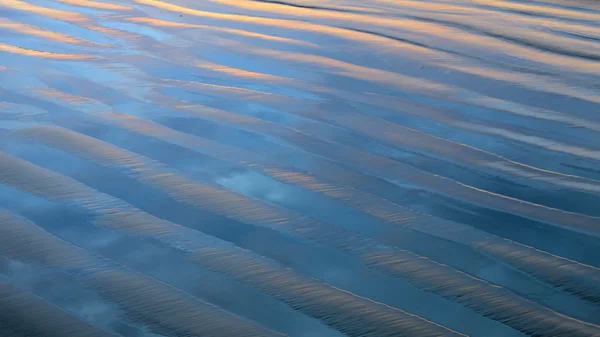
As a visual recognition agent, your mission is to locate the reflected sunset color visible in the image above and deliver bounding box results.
[0,0,599,337]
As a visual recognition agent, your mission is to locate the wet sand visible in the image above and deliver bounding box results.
[0,0,599,336]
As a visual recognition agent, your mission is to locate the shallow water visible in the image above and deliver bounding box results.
[0,0,599,336]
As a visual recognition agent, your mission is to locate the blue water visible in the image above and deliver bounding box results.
[1,0,599,336]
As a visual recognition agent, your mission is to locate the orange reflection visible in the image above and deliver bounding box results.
[207,0,451,37]
[251,49,449,94]
[57,0,133,11]
[133,0,434,56]
[33,88,113,113]
[444,63,600,105]
[374,0,476,14]
[240,0,384,14]
[166,78,288,101]
[210,0,600,75]
[0,0,88,22]
[128,17,316,47]
[469,0,600,21]
[380,1,600,63]
[446,30,600,74]
[36,88,94,103]
[0,0,135,41]
[0,42,95,60]
[198,62,289,82]
[378,0,600,24]
[374,0,600,38]
[0,18,86,45]
[86,24,139,40]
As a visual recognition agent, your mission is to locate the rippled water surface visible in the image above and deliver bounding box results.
[1,0,600,336]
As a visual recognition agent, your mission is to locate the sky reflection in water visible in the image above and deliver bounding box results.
[1,0,600,336]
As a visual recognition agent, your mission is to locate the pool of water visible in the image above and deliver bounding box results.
[1,0,599,336]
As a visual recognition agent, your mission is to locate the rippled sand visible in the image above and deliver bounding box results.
[0,0,599,336]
